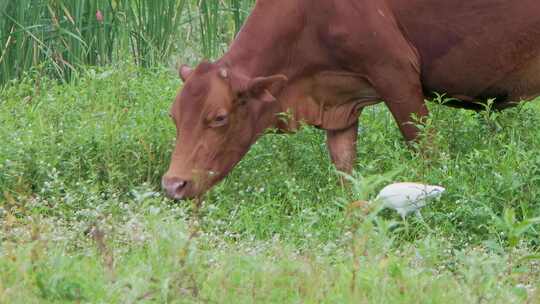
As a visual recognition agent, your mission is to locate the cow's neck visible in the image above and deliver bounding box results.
[218,1,380,132]
[217,1,306,132]
[219,42,290,80]
[217,1,301,79]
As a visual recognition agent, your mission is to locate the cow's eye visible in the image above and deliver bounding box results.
[210,114,228,128]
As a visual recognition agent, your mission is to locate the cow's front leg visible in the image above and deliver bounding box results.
[368,61,429,142]
[326,120,359,177]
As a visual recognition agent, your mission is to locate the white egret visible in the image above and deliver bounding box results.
[375,182,445,219]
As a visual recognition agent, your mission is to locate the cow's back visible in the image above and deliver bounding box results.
[389,0,540,98]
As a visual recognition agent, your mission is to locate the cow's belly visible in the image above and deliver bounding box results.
[421,44,540,106]
[424,53,540,110]
[483,53,540,103]
[392,0,540,103]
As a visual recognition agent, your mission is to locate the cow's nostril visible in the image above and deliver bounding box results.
[162,177,191,199]
[171,180,189,198]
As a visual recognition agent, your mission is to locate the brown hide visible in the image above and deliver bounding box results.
[162,0,540,199]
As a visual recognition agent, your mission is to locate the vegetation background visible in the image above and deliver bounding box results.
[0,0,253,85]
[2,1,540,303]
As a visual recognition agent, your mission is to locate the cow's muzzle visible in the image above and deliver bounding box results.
[162,176,192,200]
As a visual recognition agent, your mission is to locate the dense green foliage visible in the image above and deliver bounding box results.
[0,0,254,85]
[2,66,540,302]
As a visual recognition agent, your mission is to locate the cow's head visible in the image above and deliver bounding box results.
[162,62,288,200]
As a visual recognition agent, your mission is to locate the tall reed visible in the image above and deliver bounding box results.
[196,0,253,59]
[228,0,253,34]
[197,0,220,59]
[0,0,255,86]
[123,0,187,68]
[1,0,47,84]
[0,0,120,84]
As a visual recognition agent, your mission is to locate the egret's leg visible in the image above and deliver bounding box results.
[415,210,434,232]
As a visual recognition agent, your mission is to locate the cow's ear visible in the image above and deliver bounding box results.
[179,64,194,82]
[246,75,288,103]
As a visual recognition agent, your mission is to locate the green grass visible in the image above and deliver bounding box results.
[2,65,540,302]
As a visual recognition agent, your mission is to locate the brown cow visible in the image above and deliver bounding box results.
[162,0,540,200]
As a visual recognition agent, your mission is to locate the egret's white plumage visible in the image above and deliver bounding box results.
[375,182,445,218]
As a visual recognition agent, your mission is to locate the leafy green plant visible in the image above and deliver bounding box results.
[494,208,540,249]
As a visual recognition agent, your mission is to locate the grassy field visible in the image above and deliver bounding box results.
[2,64,540,303]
